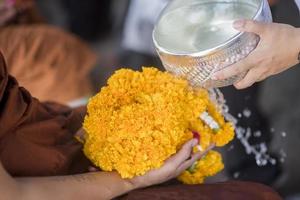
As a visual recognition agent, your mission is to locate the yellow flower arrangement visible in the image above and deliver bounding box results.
[177,150,224,184]
[83,67,234,184]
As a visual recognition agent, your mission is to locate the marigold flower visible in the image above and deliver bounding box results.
[83,67,234,184]
[177,151,224,184]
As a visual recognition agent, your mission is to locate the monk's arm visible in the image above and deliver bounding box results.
[0,162,136,200]
[0,139,201,200]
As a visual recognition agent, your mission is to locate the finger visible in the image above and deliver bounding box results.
[166,139,198,167]
[234,67,263,89]
[212,58,253,80]
[257,73,268,82]
[176,144,215,174]
[233,20,267,35]
[176,152,203,175]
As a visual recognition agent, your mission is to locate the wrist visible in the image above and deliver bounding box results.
[124,178,141,191]
[94,172,139,199]
[126,175,151,190]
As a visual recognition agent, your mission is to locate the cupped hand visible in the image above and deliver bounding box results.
[129,139,214,189]
[212,20,300,89]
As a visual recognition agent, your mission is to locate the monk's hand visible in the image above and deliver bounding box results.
[212,20,300,90]
[128,139,214,189]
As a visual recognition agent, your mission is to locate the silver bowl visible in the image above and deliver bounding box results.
[153,0,272,88]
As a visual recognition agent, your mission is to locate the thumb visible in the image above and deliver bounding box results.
[233,20,266,35]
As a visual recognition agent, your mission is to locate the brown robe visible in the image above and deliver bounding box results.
[0,52,282,199]
[0,52,90,176]
[0,25,96,104]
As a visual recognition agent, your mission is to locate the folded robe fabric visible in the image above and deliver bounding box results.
[0,52,281,199]
[0,25,96,104]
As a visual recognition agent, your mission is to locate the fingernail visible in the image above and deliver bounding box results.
[192,131,200,143]
[233,20,246,29]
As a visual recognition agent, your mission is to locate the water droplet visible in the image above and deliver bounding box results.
[256,158,268,166]
[233,172,240,179]
[256,159,262,166]
[279,149,287,163]
[209,89,277,167]
[270,128,275,133]
[245,128,252,139]
[281,132,287,138]
[245,96,251,101]
[227,145,234,151]
[279,158,285,163]
[242,108,251,118]
[254,131,262,137]
[279,149,287,157]
[270,159,277,165]
[260,143,267,153]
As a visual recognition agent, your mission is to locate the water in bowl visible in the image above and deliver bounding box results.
[154,1,258,54]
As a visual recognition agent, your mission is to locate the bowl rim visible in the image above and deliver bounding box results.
[152,0,265,57]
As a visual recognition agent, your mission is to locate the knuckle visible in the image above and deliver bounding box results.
[245,20,255,28]
[223,66,238,78]
[238,66,249,74]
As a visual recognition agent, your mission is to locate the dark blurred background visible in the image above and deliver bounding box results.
[1,0,300,199]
